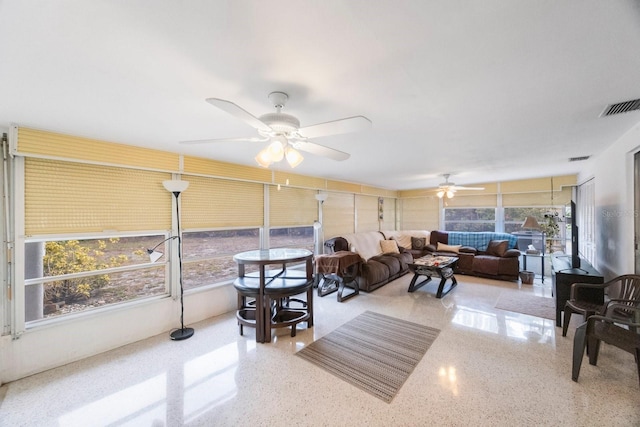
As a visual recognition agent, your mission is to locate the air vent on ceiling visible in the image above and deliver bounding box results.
[600,99,640,117]
[569,156,590,162]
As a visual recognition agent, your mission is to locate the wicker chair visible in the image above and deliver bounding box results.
[562,274,640,337]
[572,303,640,387]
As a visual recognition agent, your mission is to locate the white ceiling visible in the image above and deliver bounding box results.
[2,1,640,190]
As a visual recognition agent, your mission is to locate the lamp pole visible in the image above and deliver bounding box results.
[163,180,193,341]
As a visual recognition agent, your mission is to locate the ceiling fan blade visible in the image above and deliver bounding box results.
[205,98,272,132]
[180,136,268,145]
[298,116,371,139]
[295,141,350,161]
[452,186,485,191]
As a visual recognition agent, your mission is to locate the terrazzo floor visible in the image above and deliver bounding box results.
[1,273,639,426]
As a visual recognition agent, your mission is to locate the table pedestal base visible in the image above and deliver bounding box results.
[408,266,457,298]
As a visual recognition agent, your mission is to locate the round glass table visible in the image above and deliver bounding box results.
[233,248,314,342]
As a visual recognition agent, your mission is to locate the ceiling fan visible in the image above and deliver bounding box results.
[436,174,484,199]
[180,91,372,168]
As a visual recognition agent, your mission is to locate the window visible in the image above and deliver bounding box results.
[444,208,495,231]
[269,226,314,252]
[24,234,167,323]
[504,207,558,233]
[577,179,595,265]
[505,207,565,252]
[181,228,261,290]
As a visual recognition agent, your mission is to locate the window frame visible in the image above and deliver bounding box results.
[443,207,497,232]
[180,226,263,290]
[22,231,172,328]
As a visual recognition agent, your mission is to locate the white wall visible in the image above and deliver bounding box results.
[0,283,236,384]
[578,122,640,278]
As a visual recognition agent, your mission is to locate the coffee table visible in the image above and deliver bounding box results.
[407,255,458,298]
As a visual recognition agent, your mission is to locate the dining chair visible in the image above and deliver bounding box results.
[572,303,640,387]
[562,274,640,337]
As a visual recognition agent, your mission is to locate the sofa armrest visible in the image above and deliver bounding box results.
[459,246,477,255]
[425,244,437,252]
[503,249,521,258]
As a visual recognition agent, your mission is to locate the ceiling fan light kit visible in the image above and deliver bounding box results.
[182,91,371,168]
[254,137,304,168]
[436,174,484,199]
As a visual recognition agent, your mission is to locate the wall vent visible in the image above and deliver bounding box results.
[569,156,590,162]
[600,99,640,117]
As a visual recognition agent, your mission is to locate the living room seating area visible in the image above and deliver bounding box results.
[324,230,521,292]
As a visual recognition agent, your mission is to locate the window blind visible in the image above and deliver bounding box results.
[269,186,317,226]
[502,188,571,207]
[400,197,439,230]
[180,175,263,229]
[25,158,172,235]
[323,192,355,239]
[445,194,497,207]
[355,194,379,232]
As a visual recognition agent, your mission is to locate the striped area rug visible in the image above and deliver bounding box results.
[296,311,440,403]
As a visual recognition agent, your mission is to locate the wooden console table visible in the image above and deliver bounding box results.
[551,255,604,328]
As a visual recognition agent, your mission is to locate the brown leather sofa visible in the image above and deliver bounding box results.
[426,230,520,281]
[324,231,413,292]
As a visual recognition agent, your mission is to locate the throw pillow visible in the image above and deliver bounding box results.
[437,242,462,253]
[486,240,509,257]
[380,239,400,254]
[411,236,426,250]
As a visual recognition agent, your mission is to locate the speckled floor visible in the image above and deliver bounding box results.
[1,274,639,426]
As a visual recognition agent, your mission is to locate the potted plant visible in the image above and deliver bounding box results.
[540,213,560,252]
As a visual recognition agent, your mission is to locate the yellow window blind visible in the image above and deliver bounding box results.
[323,192,355,239]
[355,194,379,232]
[445,194,497,207]
[502,187,572,206]
[25,158,172,235]
[400,197,439,230]
[269,186,317,227]
[180,176,263,229]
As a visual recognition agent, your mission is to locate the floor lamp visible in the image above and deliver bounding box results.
[161,179,193,340]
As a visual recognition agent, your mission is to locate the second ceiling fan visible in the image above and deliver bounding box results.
[181,91,372,168]
[437,174,484,199]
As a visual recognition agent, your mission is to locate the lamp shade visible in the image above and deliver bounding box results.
[315,193,328,202]
[148,250,164,263]
[163,180,189,193]
[521,216,541,230]
[285,146,304,168]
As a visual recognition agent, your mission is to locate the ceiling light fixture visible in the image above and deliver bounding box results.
[437,189,455,199]
[255,137,304,168]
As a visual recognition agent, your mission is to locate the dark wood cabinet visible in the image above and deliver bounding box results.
[551,255,604,327]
